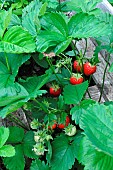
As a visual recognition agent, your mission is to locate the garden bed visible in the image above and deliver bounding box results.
[1,0,113,170]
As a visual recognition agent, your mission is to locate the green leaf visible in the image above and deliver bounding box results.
[36,31,66,52]
[8,14,21,29]
[0,26,36,53]
[41,12,68,37]
[0,9,12,39]
[50,133,83,170]
[36,12,69,53]
[109,63,113,72]
[46,141,52,164]
[3,144,25,170]
[0,145,15,157]
[63,81,88,104]
[30,159,50,170]
[54,37,72,55]
[22,11,39,37]
[7,126,24,143]
[0,53,29,107]
[22,131,36,158]
[0,127,9,148]
[33,55,49,68]
[70,99,96,124]
[20,72,51,94]
[0,98,28,118]
[80,103,113,156]
[39,2,47,16]
[22,0,48,36]
[68,13,111,38]
[0,83,28,108]
[64,0,102,13]
[78,136,113,170]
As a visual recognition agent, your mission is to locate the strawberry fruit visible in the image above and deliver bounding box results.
[70,73,84,85]
[73,60,82,72]
[83,62,96,76]
[49,85,61,97]
[58,124,65,129]
[58,116,70,129]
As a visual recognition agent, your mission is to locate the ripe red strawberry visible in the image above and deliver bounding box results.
[52,123,57,130]
[83,62,96,76]
[73,60,82,72]
[58,124,65,129]
[70,73,84,85]
[49,85,61,97]
[58,116,70,129]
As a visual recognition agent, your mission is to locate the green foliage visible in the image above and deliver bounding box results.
[0,145,15,157]
[78,136,113,170]
[63,81,88,104]
[3,144,25,170]
[7,126,24,143]
[0,9,12,39]
[50,133,83,170]
[22,0,44,37]
[70,99,96,124]
[36,12,70,54]
[63,0,102,13]
[0,127,9,148]
[68,13,111,38]
[80,103,113,156]
[109,63,113,72]
[30,159,50,170]
[0,0,113,169]
[0,26,36,53]
[0,126,15,157]
[22,131,36,158]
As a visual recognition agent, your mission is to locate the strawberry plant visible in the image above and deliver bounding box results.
[0,0,113,169]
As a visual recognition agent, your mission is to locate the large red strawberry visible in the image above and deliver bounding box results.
[73,60,82,72]
[83,62,96,76]
[49,84,61,97]
[70,73,84,85]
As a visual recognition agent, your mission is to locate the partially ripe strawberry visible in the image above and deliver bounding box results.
[52,123,57,130]
[65,116,70,126]
[83,62,96,76]
[73,60,82,72]
[49,85,61,97]
[70,73,84,85]
[48,123,57,130]
[58,116,70,129]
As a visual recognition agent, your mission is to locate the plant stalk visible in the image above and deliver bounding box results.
[34,99,49,114]
[46,57,63,85]
[98,54,110,102]
[70,41,79,59]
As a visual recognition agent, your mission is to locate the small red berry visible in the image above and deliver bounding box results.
[52,123,57,130]
[58,124,65,129]
[83,62,96,76]
[65,116,70,126]
[49,85,61,97]
[70,73,84,85]
[73,60,82,72]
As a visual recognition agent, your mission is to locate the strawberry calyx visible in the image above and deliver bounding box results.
[71,73,83,79]
[50,84,60,92]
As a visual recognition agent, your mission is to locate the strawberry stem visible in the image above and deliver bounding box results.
[98,54,110,102]
[70,41,79,60]
[46,57,63,85]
